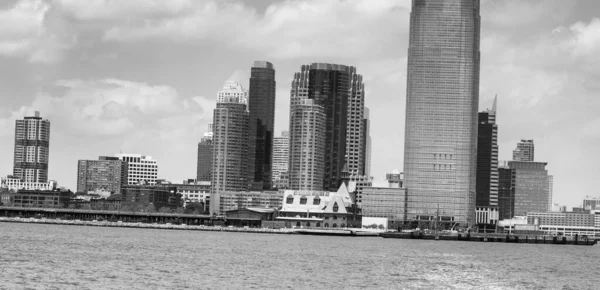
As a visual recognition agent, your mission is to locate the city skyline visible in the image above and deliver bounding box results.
[1,0,599,208]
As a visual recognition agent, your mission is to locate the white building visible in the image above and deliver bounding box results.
[115,154,158,185]
[1,176,57,191]
[217,81,248,105]
[272,131,289,187]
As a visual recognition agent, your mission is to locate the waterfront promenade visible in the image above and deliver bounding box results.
[0,217,295,235]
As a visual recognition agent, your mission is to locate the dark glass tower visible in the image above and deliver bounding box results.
[247,61,276,190]
[403,0,480,226]
[197,137,212,182]
[475,97,498,207]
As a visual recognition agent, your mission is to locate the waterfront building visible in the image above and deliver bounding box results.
[120,185,180,210]
[217,81,248,105]
[6,189,70,208]
[512,139,534,161]
[77,156,128,194]
[13,111,51,183]
[402,0,480,226]
[510,161,549,217]
[526,211,600,237]
[350,174,373,207]
[1,176,57,191]
[360,187,406,227]
[272,131,289,189]
[197,126,213,182]
[498,162,513,219]
[156,179,211,208]
[288,63,366,191]
[288,98,326,191]
[247,61,276,190]
[217,191,282,214]
[211,90,249,215]
[115,154,158,185]
[547,175,553,211]
[475,98,499,225]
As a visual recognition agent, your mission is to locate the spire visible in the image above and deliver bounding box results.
[491,94,497,113]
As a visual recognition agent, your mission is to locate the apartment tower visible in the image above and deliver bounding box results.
[13,111,51,183]
[403,0,481,226]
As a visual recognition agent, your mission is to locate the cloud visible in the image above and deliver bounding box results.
[0,0,73,63]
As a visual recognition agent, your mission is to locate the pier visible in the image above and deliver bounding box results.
[380,232,598,246]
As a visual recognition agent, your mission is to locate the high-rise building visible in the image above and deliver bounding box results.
[362,107,372,177]
[288,98,326,190]
[509,161,549,217]
[211,91,249,215]
[403,0,481,226]
[13,111,51,183]
[288,63,364,191]
[272,131,289,188]
[347,72,366,176]
[115,154,158,185]
[197,124,213,182]
[498,162,514,220]
[513,139,534,161]
[247,61,276,190]
[547,175,553,211]
[217,81,248,105]
[476,97,499,208]
[77,156,128,194]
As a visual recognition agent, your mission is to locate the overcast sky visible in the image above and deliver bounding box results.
[0,0,598,208]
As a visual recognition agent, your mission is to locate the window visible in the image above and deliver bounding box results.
[333,223,338,228]
[306,222,311,227]
[333,202,339,213]
[296,222,301,227]
[300,196,307,205]
[316,222,321,227]
[313,197,320,205]
[286,195,294,204]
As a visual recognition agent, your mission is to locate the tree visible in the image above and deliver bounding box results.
[158,207,172,213]
[184,202,205,214]
[146,204,157,213]
[174,207,185,214]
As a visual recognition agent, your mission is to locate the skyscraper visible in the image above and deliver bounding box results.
[197,125,213,183]
[513,139,534,161]
[403,0,481,226]
[217,81,248,105]
[509,161,549,216]
[211,93,249,194]
[77,156,128,194]
[288,63,365,191]
[476,97,499,208]
[272,131,289,188]
[13,111,51,183]
[247,61,276,190]
[362,107,372,177]
[547,175,553,211]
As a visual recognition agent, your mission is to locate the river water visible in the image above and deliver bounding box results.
[1,223,599,289]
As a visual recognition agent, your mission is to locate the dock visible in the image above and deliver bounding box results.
[380,232,598,246]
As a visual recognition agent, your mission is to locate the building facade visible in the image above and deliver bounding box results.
[548,175,553,211]
[403,0,480,226]
[1,176,57,191]
[115,154,158,185]
[8,190,70,208]
[13,111,51,183]
[583,196,600,210]
[360,187,406,226]
[77,156,128,194]
[346,71,366,176]
[272,131,289,188]
[121,185,180,210]
[350,174,373,207]
[510,161,549,217]
[217,81,248,105]
[362,107,372,177]
[513,139,534,161]
[197,131,213,182]
[247,61,276,190]
[217,191,282,214]
[475,97,499,226]
[527,211,600,237]
[498,163,513,219]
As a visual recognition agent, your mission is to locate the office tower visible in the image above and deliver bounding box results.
[497,162,513,220]
[115,154,158,185]
[247,61,276,190]
[211,93,249,195]
[513,139,534,161]
[547,175,553,211]
[476,97,499,208]
[288,63,363,191]
[362,107,372,177]
[197,124,213,182]
[288,98,326,190]
[347,72,366,176]
[509,161,549,216]
[217,81,248,105]
[272,131,289,188]
[13,111,51,183]
[403,0,481,226]
[77,156,128,194]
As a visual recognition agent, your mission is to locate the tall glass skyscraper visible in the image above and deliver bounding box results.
[403,0,481,226]
[13,111,51,183]
[247,61,276,190]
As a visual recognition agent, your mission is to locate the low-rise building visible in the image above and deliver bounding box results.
[121,185,180,210]
[5,189,71,208]
[156,179,211,207]
[1,176,57,191]
[526,211,600,237]
[217,191,282,214]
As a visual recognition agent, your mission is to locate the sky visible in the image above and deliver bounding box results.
[0,0,599,208]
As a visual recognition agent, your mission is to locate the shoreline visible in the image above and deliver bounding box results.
[0,217,297,235]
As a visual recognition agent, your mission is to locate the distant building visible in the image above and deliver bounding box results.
[77,156,128,194]
[346,71,367,177]
[385,170,403,188]
[217,191,282,214]
[8,189,70,208]
[197,128,213,182]
[115,154,158,185]
[247,61,276,190]
[360,187,406,227]
[13,111,51,183]
[350,174,373,207]
[512,139,534,161]
[273,171,289,190]
[526,211,600,236]
[272,131,289,189]
[510,161,549,217]
[362,107,372,177]
[498,163,513,220]
[120,185,180,210]
[156,180,211,208]
[475,97,499,225]
[583,196,600,210]
[550,203,567,212]
[1,176,57,191]
[547,175,553,211]
[217,81,248,105]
